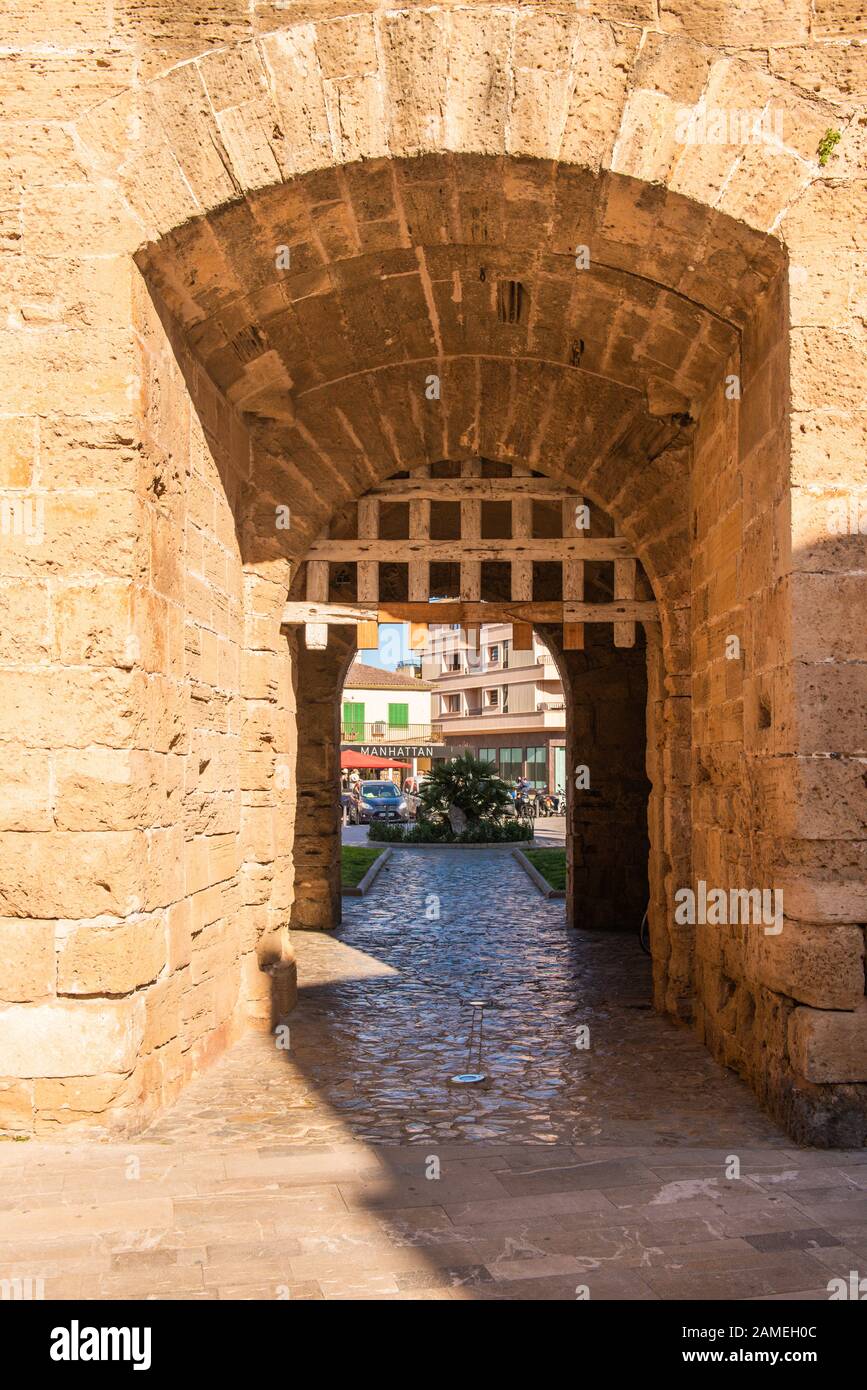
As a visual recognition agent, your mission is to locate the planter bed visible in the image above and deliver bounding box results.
[367,838,528,850]
[341,846,391,896]
[512,847,567,898]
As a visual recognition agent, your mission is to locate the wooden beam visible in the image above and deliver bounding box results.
[561,496,585,651]
[512,623,533,651]
[460,458,481,603]
[356,620,379,649]
[282,599,658,626]
[356,496,379,603]
[562,600,651,624]
[614,553,637,648]
[408,464,429,602]
[304,558,329,650]
[369,476,572,500]
[285,601,381,624]
[307,537,634,562]
[510,466,533,603]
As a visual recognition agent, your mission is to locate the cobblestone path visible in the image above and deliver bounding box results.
[148,847,789,1150]
[3,849,866,1301]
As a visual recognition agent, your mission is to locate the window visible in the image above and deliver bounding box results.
[484,686,510,711]
[479,747,496,767]
[388,702,409,731]
[554,745,566,792]
[499,747,523,782]
[342,701,364,739]
[444,694,461,714]
[488,644,500,666]
[527,745,547,788]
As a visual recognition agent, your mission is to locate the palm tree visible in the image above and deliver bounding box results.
[418,753,511,830]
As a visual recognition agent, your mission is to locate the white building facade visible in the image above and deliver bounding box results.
[341,660,441,779]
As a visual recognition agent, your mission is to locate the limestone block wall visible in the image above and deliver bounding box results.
[0,265,299,1132]
[131,287,299,1124]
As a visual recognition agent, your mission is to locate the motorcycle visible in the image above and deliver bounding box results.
[514,787,536,823]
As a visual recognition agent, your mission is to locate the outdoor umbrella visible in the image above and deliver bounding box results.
[340,750,412,769]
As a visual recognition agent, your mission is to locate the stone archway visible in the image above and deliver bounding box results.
[0,6,864,1144]
[284,462,667,986]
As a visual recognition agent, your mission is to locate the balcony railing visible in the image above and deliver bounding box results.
[341,722,443,743]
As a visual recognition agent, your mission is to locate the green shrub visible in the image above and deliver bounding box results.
[368,817,531,844]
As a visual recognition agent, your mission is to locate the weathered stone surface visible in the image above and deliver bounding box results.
[32,1073,131,1121]
[0,920,55,1002]
[0,1000,144,1078]
[0,832,147,919]
[789,1003,867,1083]
[0,750,52,832]
[751,921,865,1010]
[57,918,167,996]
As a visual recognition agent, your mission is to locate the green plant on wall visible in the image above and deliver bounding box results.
[817,129,841,167]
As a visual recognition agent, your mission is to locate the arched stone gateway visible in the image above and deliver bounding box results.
[283,466,661,953]
[0,5,864,1144]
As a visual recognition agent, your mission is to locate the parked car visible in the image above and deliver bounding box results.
[349,780,409,825]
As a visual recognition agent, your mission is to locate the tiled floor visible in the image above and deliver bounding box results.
[2,848,865,1300]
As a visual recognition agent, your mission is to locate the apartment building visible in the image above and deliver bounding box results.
[422,623,567,790]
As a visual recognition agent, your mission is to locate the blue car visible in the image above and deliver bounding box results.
[349,780,409,825]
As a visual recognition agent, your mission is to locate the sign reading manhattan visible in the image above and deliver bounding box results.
[355,744,435,759]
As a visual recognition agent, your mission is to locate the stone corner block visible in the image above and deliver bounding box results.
[789,1001,867,1084]
[0,999,144,1079]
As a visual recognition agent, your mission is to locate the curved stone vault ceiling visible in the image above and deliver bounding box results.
[136,155,786,613]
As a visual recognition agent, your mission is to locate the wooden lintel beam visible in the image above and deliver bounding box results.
[281,600,658,626]
[306,537,635,562]
[368,476,574,500]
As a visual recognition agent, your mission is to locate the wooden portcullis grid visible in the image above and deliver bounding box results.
[283,461,655,652]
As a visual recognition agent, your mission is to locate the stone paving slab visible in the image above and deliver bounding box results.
[2,1137,866,1300]
[1,847,865,1300]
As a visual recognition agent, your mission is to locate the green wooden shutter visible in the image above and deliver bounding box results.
[343,701,364,738]
[388,702,409,730]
